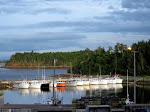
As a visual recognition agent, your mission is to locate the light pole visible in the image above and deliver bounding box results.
[128,47,138,104]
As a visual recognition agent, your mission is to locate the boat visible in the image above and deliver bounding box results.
[17,80,29,89]
[98,65,108,85]
[89,78,99,85]
[98,79,108,85]
[112,74,123,84]
[65,80,76,87]
[106,77,116,84]
[83,79,90,86]
[56,80,66,87]
[29,80,41,89]
[75,79,83,86]
[40,67,50,85]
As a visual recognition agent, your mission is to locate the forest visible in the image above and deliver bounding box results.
[5,40,150,76]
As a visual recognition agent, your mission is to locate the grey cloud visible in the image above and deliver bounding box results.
[111,10,150,22]
[1,19,150,34]
[0,7,24,14]
[122,0,150,9]
[31,8,71,15]
[0,32,86,52]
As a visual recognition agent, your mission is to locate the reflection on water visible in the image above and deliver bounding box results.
[18,89,29,96]
[30,89,41,96]
[2,84,150,104]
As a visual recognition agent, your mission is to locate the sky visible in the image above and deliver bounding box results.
[0,0,150,60]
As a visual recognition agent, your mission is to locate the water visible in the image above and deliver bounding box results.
[0,68,68,80]
[1,84,150,104]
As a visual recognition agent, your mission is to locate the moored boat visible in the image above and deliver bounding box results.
[65,80,76,87]
[75,79,83,86]
[98,79,108,85]
[29,80,41,89]
[89,78,99,85]
[112,74,123,84]
[56,80,66,87]
[83,79,90,86]
[106,78,116,84]
[17,80,29,89]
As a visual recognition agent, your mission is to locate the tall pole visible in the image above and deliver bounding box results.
[133,51,136,104]
[53,59,56,105]
[127,69,129,100]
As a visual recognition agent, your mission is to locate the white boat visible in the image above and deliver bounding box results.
[65,80,76,87]
[106,78,116,84]
[75,79,83,86]
[98,79,108,85]
[40,80,49,85]
[17,80,29,89]
[29,80,41,89]
[112,74,123,84]
[115,78,123,84]
[83,79,90,86]
[98,65,107,84]
[89,78,99,85]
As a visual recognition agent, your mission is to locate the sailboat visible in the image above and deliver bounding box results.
[89,74,99,85]
[98,65,108,85]
[40,67,49,85]
[65,63,76,87]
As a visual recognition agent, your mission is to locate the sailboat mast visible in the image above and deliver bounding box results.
[99,65,101,78]
[53,59,56,105]
[70,62,73,78]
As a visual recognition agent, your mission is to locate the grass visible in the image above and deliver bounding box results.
[0,92,3,96]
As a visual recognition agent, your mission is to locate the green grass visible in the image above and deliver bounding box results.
[138,76,150,78]
[0,92,3,96]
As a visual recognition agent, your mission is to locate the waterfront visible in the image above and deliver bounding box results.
[0,68,150,105]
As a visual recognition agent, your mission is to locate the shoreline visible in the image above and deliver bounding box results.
[0,66,70,69]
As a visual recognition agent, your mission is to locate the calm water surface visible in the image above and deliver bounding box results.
[1,84,150,104]
[0,68,67,80]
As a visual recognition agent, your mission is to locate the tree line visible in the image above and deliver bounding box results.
[6,40,150,76]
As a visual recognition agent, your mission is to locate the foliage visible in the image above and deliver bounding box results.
[0,92,3,96]
[5,40,150,76]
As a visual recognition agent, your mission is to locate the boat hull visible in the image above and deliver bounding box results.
[57,82,66,87]
[90,81,99,85]
[99,79,108,85]
[115,79,123,84]
[18,84,29,89]
[83,81,90,86]
[76,81,83,86]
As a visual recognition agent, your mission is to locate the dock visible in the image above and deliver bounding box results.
[0,104,150,112]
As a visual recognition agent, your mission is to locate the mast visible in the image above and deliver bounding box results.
[52,59,56,105]
[70,62,73,78]
[99,65,101,79]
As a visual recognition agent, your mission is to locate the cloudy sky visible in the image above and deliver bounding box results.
[0,0,150,60]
